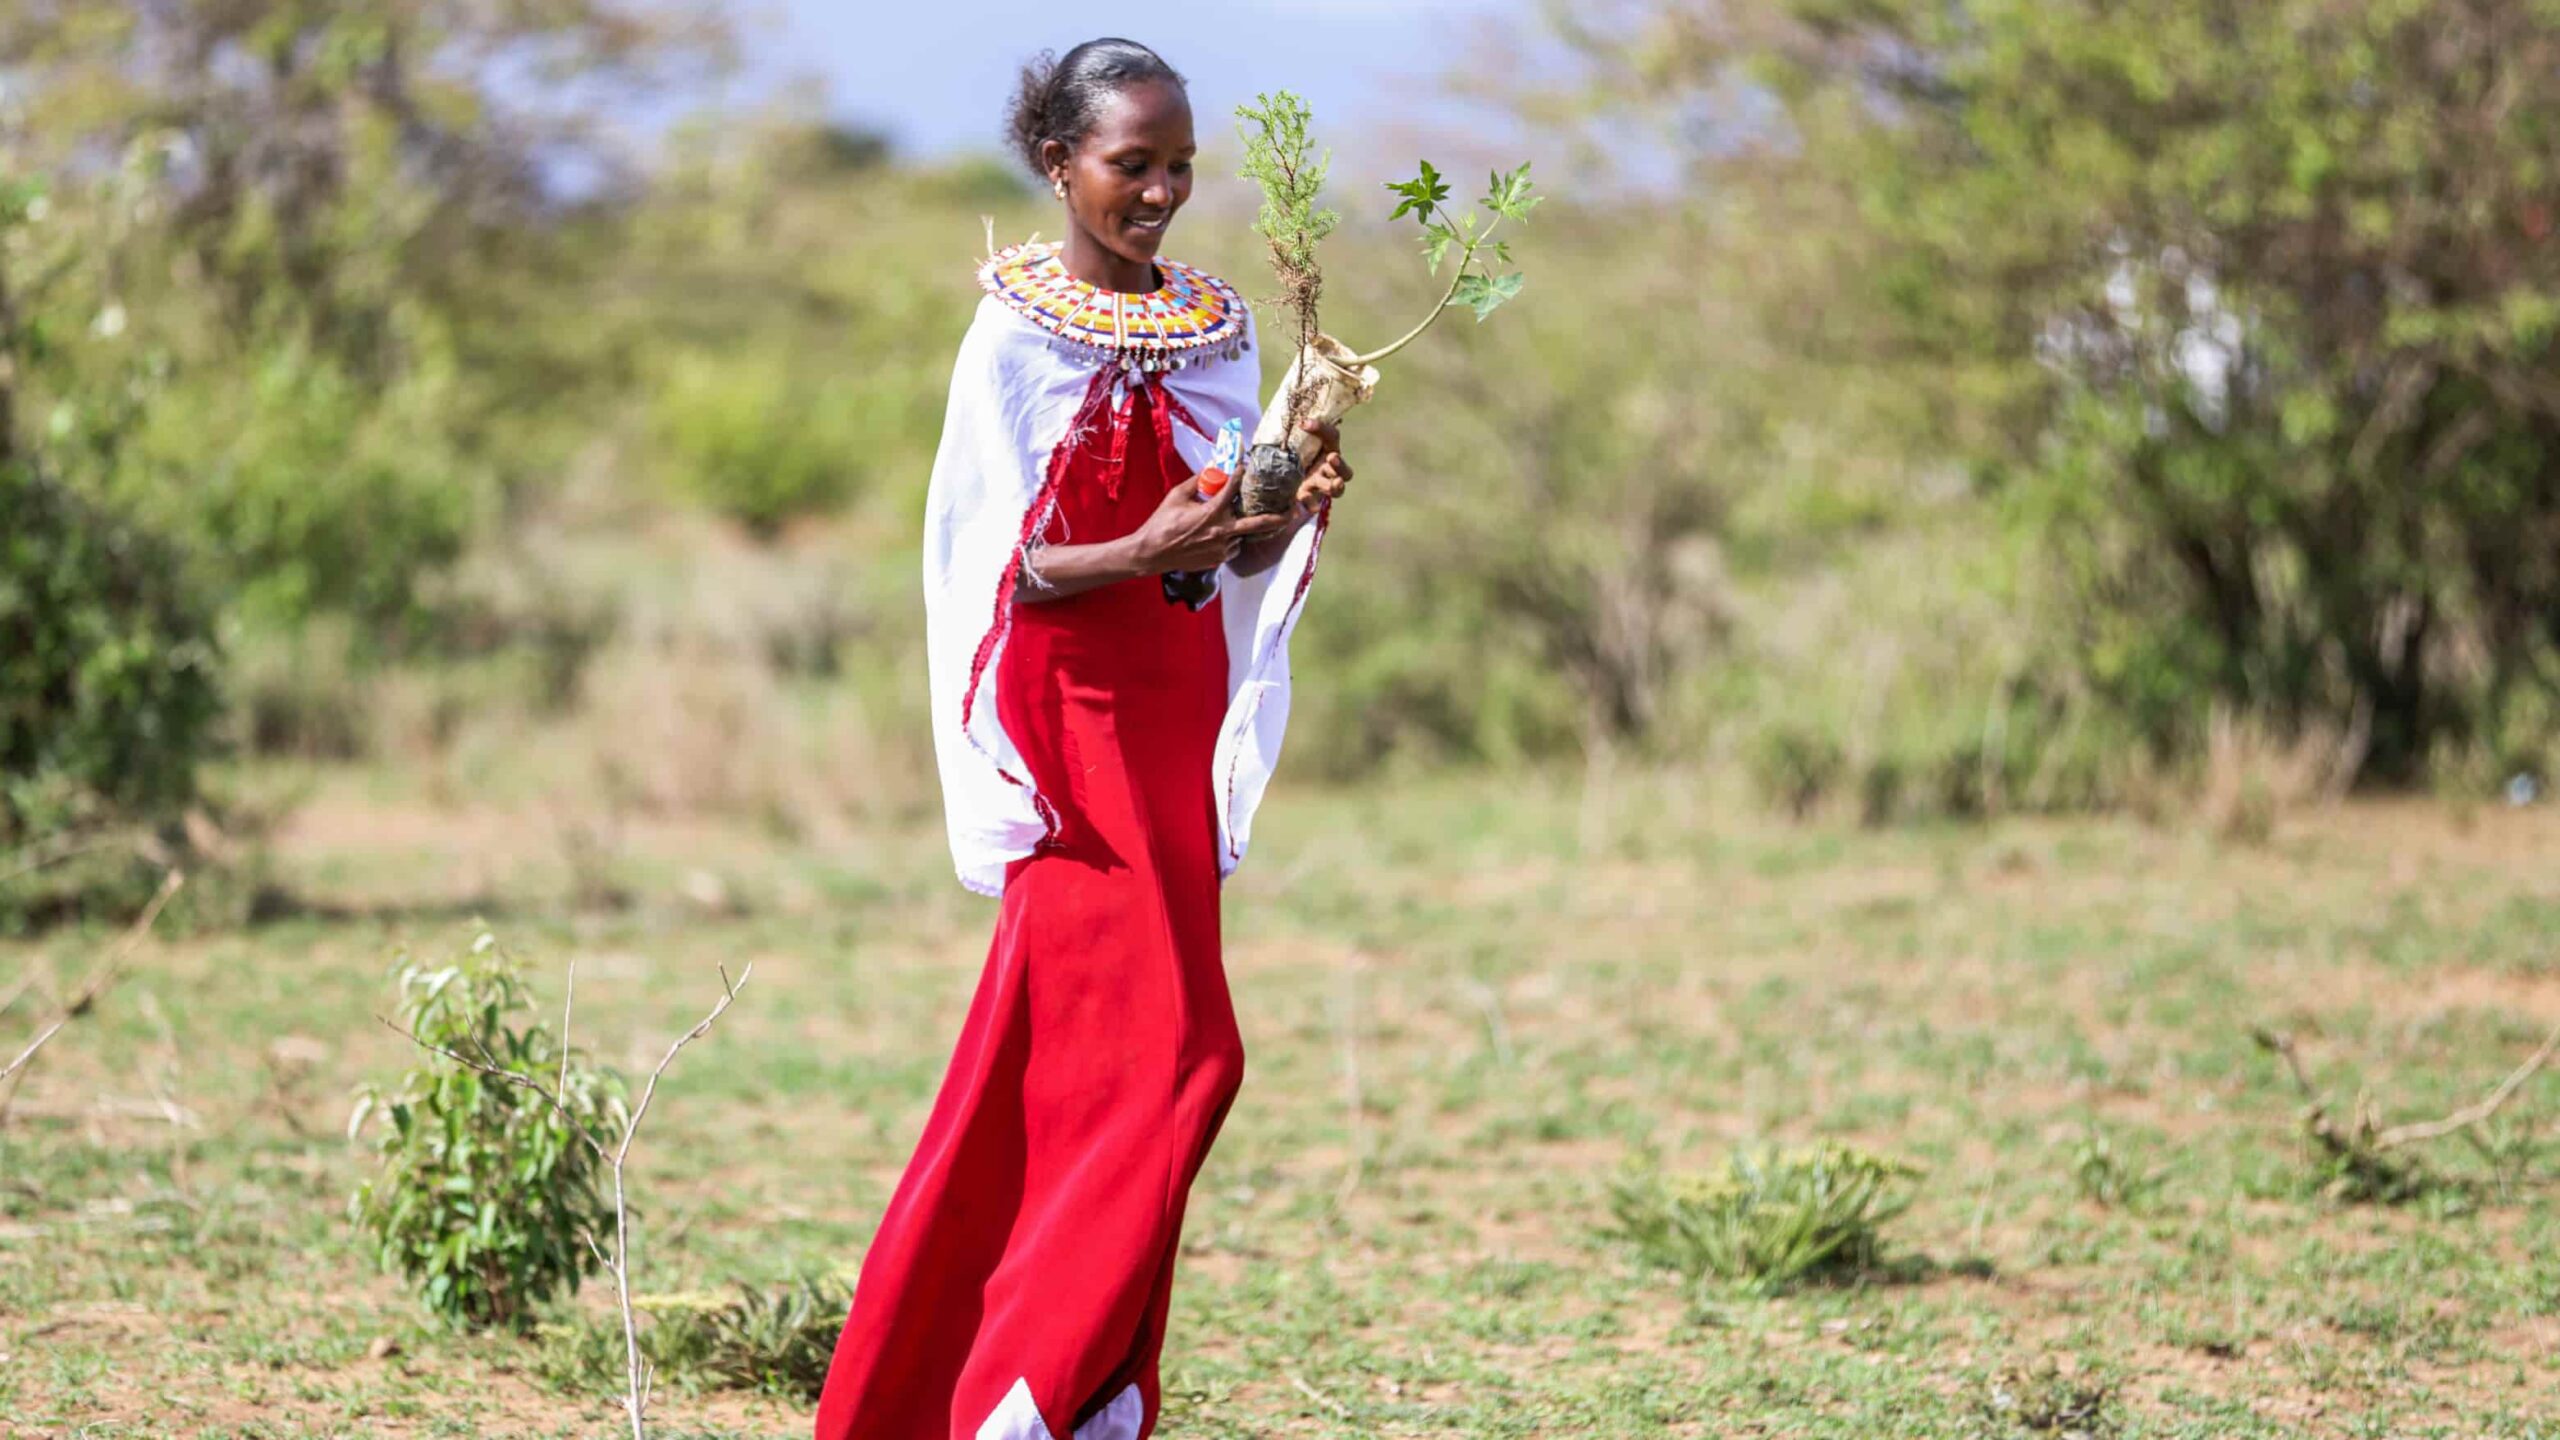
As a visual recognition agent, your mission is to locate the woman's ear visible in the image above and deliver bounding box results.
[1039,138,1070,189]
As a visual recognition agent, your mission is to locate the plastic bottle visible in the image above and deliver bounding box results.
[1162,418,1245,610]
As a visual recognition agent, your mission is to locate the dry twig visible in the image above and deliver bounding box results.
[65,870,186,1017]
[0,1019,65,1086]
[0,870,182,1125]
[2252,1016,2560,1196]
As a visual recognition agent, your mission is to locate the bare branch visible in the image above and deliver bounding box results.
[0,831,141,888]
[373,1013,615,1162]
[2250,1025,2320,1104]
[0,869,182,1125]
[65,870,187,1017]
[0,1019,66,1085]
[559,956,578,1100]
[612,961,754,1167]
[2376,1014,2560,1151]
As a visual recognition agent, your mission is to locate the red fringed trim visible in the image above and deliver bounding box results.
[957,365,1119,848]
[1101,389,1133,501]
[1099,373,1212,501]
[1220,499,1331,864]
[1148,377,1216,445]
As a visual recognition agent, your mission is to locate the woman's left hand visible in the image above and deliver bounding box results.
[1295,417,1352,515]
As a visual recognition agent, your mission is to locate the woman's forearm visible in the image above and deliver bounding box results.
[1015,536,1145,603]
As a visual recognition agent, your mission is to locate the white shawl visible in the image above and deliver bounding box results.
[922,295,1324,897]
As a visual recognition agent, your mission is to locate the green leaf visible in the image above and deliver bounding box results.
[1384,158,1452,226]
[1452,271,1526,321]
[1486,162,1541,222]
[1421,223,1456,274]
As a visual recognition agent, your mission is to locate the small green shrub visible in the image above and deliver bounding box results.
[0,463,223,846]
[1608,1141,1924,1295]
[536,1274,851,1401]
[349,932,629,1331]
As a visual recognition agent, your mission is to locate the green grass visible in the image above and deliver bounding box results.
[6,767,2560,1435]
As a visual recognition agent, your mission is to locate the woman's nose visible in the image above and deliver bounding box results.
[1141,176,1172,205]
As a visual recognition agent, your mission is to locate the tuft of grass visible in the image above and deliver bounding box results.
[1607,1141,1924,1295]
[2066,1124,2166,1212]
[536,1274,850,1402]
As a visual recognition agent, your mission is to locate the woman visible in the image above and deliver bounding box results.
[814,38,1350,1440]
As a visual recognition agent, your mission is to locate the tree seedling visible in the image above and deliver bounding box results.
[1233,91,1539,515]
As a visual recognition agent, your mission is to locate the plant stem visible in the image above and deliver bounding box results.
[1346,203,1503,369]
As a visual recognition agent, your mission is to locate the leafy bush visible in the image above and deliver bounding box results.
[114,351,489,645]
[349,932,629,1331]
[649,350,872,540]
[1608,1142,1923,1295]
[537,1274,851,1401]
[0,463,223,845]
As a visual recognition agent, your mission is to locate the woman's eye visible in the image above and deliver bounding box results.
[1116,161,1146,176]
[1170,161,1193,175]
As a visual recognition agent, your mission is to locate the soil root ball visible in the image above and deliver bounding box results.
[1241,443,1304,518]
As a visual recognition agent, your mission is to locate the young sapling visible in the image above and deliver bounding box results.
[1233,91,1539,515]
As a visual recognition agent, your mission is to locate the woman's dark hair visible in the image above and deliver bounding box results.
[1005,39,1186,180]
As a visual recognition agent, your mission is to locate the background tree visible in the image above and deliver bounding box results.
[0,0,731,643]
[1550,0,2560,787]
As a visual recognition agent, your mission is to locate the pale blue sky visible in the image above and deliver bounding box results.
[729,0,1547,172]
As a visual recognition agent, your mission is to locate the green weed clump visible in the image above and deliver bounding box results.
[1608,1142,1924,1295]
[349,933,629,1331]
[2066,1125,2167,1212]
[536,1275,851,1401]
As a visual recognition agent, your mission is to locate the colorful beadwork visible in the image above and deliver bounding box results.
[978,240,1250,370]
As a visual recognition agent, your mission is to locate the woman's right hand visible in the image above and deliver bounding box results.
[1126,476,1292,574]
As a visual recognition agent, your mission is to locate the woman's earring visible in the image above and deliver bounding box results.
[1052,177,1066,199]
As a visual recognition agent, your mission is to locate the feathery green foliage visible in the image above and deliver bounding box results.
[1235,91,1339,289]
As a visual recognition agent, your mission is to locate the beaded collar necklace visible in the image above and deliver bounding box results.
[977,240,1251,372]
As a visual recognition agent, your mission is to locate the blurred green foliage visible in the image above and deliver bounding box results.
[648,349,865,539]
[12,0,2560,890]
[1701,0,2560,786]
[0,462,222,846]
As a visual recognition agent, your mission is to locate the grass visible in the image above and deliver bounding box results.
[6,764,2560,1435]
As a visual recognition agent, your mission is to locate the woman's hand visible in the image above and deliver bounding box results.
[1229,418,1354,578]
[1293,417,1353,515]
[1128,475,1292,574]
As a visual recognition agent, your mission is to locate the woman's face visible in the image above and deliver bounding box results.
[1046,79,1195,276]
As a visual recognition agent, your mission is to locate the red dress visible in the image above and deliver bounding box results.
[814,379,1243,1440]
